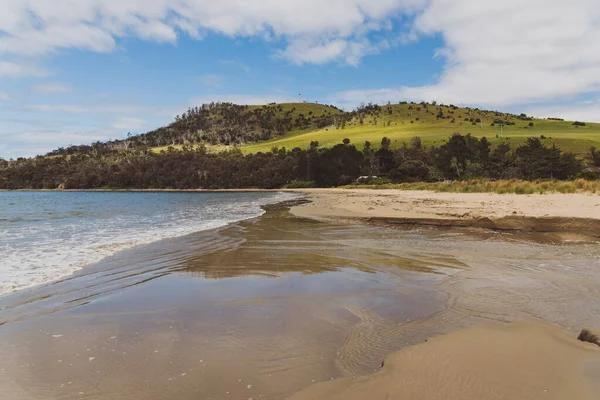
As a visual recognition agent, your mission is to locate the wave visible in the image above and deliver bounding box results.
[0,191,300,297]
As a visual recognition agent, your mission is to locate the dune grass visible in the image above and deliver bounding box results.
[241,103,600,156]
[346,179,600,194]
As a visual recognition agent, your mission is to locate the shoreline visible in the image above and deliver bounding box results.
[0,188,280,192]
[290,189,600,238]
[0,191,302,299]
[0,200,454,398]
[2,195,600,398]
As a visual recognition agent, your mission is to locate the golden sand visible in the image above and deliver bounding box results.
[290,189,600,237]
[287,323,600,400]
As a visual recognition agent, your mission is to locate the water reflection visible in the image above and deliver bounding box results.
[0,202,598,400]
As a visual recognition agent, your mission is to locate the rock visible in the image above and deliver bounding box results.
[577,329,600,347]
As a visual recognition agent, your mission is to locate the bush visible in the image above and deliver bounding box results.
[285,180,316,188]
[365,178,393,185]
[354,176,393,185]
[573,121,587,126]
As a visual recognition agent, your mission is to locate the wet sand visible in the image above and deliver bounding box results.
[288,323,600,400]
[1,201,600,399]
[290,189,600,237]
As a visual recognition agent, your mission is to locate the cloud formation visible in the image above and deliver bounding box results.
[30,83,71,94]
[111,117,148,131]
[0,60,45,77]
[332,0,600,107]
[0,0,422,66]
[198,74,222,88]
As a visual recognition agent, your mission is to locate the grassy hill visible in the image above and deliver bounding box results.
[46,100,600,158]
[49,102,343,156]
[239,103,600,156]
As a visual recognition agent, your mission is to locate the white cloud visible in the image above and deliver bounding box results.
[0,92,11,101]
[25,104,87,113]
[0,61,45,77]
[30,83,70,94]
[525,99,600,123]
[279,38,380,66]
[331,0,600,108]
[198,74,222,88]
[111,117,148,131]
[0,129,110,159]
[0,0,424,65]
[220,59,251,73]
[25,104,154,113]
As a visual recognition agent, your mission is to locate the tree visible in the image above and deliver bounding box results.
[375,137,394,174]
[391,160,429,182]
[514,138,581,179]
[380,137,391,151]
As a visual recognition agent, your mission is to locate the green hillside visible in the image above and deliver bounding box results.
[240,103,600,155]
[46,100,600,158]
[49,102,343,156]
[148,102,343,153]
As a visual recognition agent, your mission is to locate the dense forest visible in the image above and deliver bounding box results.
[2,133,597,190]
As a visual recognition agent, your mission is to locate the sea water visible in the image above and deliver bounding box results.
[0,191,298,295]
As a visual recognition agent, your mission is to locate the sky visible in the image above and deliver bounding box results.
[1,0,600,158]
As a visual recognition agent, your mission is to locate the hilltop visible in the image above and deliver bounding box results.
[41,101,600,158]
[241,102,600,156]
[47,102,343,156]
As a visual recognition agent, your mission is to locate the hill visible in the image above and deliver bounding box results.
[41,101,600,158]
[3,100,600,191]
[240,102,600,155]
[47,102,343,156]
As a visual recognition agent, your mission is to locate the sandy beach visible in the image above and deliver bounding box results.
[290,189,600,237]
[1,195,600,399]
[287,189,600,399]
[288,322,600,400]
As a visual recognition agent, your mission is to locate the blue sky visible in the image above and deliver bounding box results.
[1,0,600,158]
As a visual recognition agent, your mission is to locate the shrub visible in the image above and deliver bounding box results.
[365,178,393,185]
[285,180,316,188]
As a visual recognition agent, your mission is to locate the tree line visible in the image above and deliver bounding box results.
[1,134,596,190]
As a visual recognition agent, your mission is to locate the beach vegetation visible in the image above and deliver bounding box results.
[346,179,600,194]
[285,180,317,188]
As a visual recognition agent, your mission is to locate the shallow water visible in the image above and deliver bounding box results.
[0,202,599,400]
[0,191,298,295]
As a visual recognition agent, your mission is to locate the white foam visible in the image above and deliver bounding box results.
[0,192,300,296]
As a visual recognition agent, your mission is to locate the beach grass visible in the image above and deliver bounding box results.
[345,179,600,194]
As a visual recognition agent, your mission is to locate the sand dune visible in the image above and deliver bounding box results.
[287,323,600,400]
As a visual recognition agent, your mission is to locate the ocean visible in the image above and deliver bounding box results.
[0,191,299,296]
